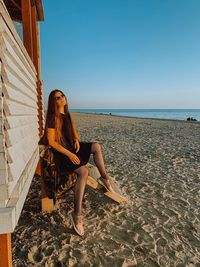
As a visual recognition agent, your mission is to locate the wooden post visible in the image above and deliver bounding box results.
[0,233,12,267]
[31,4,45,178]
[41,170,55,213]
[31,4,41,77]
[21,0,33,60]
[31,3,44,137]
[36,154,56,212]
[35,157,42,177]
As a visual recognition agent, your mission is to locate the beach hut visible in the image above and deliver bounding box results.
[0,0,44,266]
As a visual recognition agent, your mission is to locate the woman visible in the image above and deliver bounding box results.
[43,89,114,236]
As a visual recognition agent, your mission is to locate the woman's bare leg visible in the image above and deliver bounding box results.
[73,166,89,216]
[91,142,109,180]
[70,166,88,235]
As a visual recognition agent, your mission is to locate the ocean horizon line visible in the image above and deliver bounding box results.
[70,108,200,122]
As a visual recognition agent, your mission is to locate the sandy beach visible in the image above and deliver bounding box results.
[12,112,200,266]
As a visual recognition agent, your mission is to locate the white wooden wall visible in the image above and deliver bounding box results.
[0,1,40,234]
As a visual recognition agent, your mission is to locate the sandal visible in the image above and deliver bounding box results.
[97,177,115,193]
[69,211,84,236]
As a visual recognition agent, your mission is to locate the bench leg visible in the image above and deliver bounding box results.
[40,163,55,212]
[41,197,55,212]
[0,233,12,267]
[35,158,42,176]
[35,157,55,212]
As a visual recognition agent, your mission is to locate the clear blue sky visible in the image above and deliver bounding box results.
[40,0,200,109]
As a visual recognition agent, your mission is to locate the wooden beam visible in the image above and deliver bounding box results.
[21,0,33,60]
[41,197,55,213]
[86,163,128,204]
[10,0,21,10]
[31,3,44,136]
[36,22,41,78]
[104,191,128,204]
[2,7,21,21]
[87,175,102,189]
[31,4,40,76]
[35,158,42,176]
[35,0,45,21]
[0,0,36,73]
[0,233,12,267]
[37,80,44,136]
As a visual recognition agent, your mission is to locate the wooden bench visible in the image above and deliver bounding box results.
[40,156,128,213]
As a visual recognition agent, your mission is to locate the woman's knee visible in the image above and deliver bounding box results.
[91,142,101,153]
[74,165,89,177]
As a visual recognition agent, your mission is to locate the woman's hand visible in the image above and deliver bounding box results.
[74,139,80,153]
[68,152,80,165]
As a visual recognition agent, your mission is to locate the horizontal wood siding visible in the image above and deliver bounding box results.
[0,2,41,234]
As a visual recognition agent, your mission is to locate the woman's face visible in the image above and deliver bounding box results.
[54,91,67,108]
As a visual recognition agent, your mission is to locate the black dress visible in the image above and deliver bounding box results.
[47,113,93,175]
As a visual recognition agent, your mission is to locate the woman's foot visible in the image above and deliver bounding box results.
[98,176,115,193]
[69,211,84,236]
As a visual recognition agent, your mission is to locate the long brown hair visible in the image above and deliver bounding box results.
[39,89,79,146]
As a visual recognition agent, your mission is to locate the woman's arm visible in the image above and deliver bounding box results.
[47,128,81,164]
[71,120,80,142]
[47,128,72,156]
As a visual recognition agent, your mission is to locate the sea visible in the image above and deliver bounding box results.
[71,109,200,122]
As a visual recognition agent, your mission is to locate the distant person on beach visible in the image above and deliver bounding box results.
[187,117,197,121]
[42,89,114,236]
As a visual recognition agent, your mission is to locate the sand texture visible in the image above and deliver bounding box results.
[12,113,200,266]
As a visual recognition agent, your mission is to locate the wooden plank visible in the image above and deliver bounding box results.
[0,233,12,267]
[0,207,15,233]
[0,199,8,208]
[3,98,37,117]
[7,134,39,181]
[0,59,1,95]
[6,147,39,220]
[35,157,42,176]
[0,183,9,200]
[7,135,38,181]
[0,82,6,157]
[103,178,128,204]
[104,191,128,204]
[0,31,36,85]
[4,114,37,130]
[37,80,44,136]
[0,151,7,169]
[0,132,6,152]
[0,118,2,134]
[36,23,41,77]
[0,0,10,17]
[0,168,8,186]
[0,117,2,135]
[87,175,102,190]
[14,148,39,222]
[21,0,33,60]
[41,197,55,213]
[86,163,103,189]
[31,4,40,76]
[86,163,128,204]
[1,48,37,93]
[3,83,37,110]
[5,121,37,147]
[0,64,3,135]
[2,65,37,102]
[0,145,39,201]
[0,12,36,75]
[6,127,38,163]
